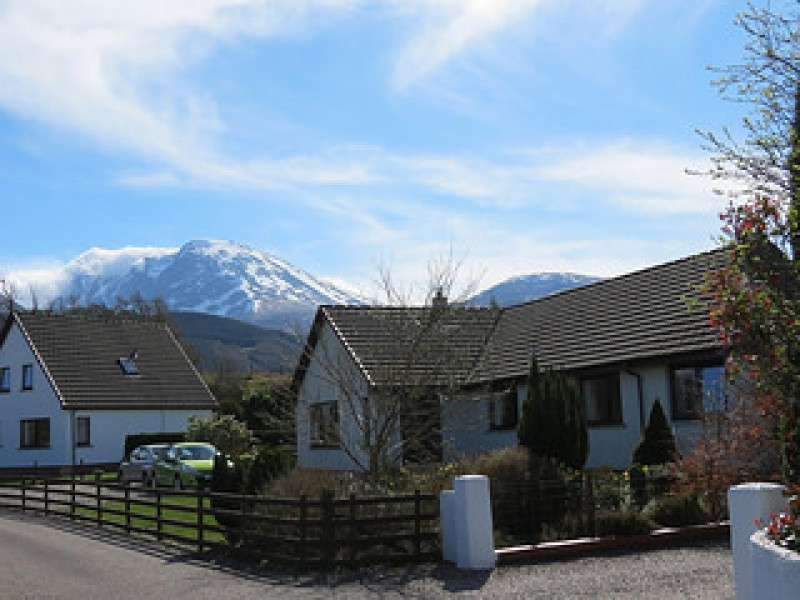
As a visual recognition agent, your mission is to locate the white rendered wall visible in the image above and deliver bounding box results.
[296,321,368,471]
[441,388,522,463]
[72,408,212,466]
[0,322,70,467]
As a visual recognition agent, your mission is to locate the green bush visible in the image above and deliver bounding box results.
[594,509,655,537]
[643,494,710,528]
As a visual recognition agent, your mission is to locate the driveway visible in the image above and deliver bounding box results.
[0,511,734,599]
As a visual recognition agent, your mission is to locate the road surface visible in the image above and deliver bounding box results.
[0,511,735,599]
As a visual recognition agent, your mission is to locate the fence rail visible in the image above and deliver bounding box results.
[0,474,439,569]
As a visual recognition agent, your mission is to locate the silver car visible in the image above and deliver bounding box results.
[119,444,170,486]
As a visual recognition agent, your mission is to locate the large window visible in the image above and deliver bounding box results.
[0,367,9,393]
[310,402,339,448]
[21,364,33,391]
[76,416,91,447]
[582,373,622,426]
[672,364,726,420]
[20,418,49,449]
[488,389,518,431]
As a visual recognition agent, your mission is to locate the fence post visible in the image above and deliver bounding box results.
[70,477,76,521]
[96,480,102,527]
[321,489,335,569]
[44,478,49,516]
[21,477,26,512]
[156,489,163,541]
[299,494,307,569]
[348,493,357,569]
[414,490,422,560]
[124,486,131,534]
[197,489,205,553]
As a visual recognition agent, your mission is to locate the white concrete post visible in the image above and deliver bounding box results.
[728,482,787,600]
[440,490,457,563]
[454,475,496,570]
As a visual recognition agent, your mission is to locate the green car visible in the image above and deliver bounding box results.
[152,442,217,489]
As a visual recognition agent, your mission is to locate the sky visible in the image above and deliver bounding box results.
[0,0,759,299]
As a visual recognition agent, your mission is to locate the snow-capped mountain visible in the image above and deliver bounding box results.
[469,272,601,307]
[50,240,364,329]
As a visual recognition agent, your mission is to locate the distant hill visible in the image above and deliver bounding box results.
[168,311,301,374]
[470,272,601,307]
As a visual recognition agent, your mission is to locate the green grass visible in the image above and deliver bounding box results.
[75,494,226,544]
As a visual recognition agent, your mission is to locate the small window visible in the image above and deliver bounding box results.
[20,418,49,449]
[118,358,139,376]
[582,373,622,426]
[310,401,339,448]
[76,416,90,447]
[21,364,33,391]
[672,364,727,420]
[0,367,9,393]
[488,389,518,431]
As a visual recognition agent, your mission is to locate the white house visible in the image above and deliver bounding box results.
[293,250,727,472]
[0,311,217,471]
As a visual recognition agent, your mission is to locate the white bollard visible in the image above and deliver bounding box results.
[454,475,496,570]
[440,490,457,563]
[728,482,787,600]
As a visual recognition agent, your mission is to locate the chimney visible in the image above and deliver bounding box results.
[432,287,448,309]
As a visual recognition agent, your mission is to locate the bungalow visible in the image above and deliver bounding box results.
[0,311,217,471]
[293,250,727,471]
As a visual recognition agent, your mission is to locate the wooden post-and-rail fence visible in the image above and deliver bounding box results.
[0,474,440,569]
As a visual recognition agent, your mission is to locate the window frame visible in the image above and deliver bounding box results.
[0,367,9,393]
[670,363,727,421]
[309,401,340,449]
[76,416,91,447]
[581,372,623,426]
[21,364,33,391]
[19,418,50,449]
[488,388,518,431]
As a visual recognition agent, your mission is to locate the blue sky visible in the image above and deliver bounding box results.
[0,0,755,297]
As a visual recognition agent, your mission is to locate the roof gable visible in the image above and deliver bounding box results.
[12,312,217,410]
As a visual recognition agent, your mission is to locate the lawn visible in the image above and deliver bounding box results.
[75,493,227,544]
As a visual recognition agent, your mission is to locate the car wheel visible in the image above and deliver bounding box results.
[173,475,181,491]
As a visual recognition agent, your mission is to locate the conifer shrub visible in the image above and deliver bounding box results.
[632,398,677,466]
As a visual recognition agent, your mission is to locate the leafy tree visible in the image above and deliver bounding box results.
[186,414,253,458]
[632,398,677,466]
[518,354,588,471]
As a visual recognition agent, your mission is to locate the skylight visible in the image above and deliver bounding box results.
[118,357,139,376]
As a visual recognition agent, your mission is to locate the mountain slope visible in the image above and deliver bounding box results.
[168,311,301,374]
[55,240,364,329]
[470,273,601,307]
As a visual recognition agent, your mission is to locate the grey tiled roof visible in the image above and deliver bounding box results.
[303,305,500,388]
[470,250,726,382]
[7,312,217,410]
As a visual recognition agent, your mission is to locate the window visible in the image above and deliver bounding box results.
[582,373,622,425]
[21,364,33,390]
[20,418,49,449]
[672,364,726,420]
[310,401,339,448]
[488,389,518,431]
[0,367,9,393]
[76,416,90,447]
[118,357,139,376]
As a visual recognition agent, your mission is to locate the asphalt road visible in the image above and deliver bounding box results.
[0,511,735,599]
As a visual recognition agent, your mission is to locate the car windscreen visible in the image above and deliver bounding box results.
[151,446,170,459]
[179,445,215,460]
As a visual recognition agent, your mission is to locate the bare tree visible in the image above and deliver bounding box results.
[295,251,499,481]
